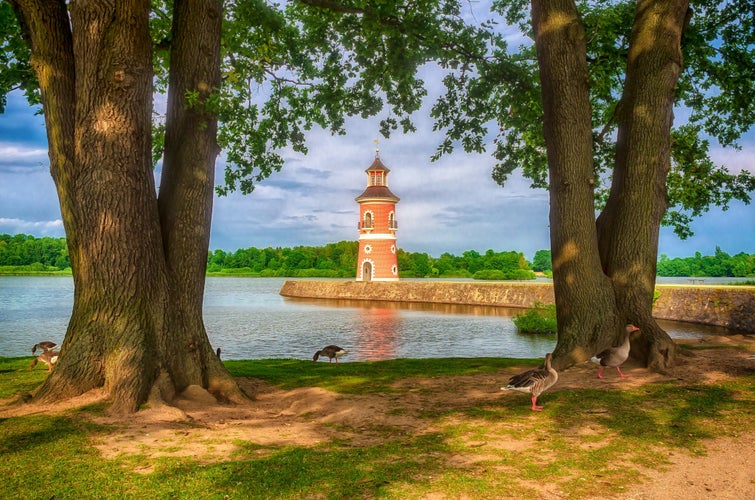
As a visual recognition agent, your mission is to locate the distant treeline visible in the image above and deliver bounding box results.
[0,233,71,270]
[207,241,549,279]
[657,247,755,277]
[2,233,753,278]
[0,233,549,279]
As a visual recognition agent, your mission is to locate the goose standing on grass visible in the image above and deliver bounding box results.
[591,324,639,379]
[501,353,558,411]
[313,345,348,364]
[30,350,59,371]
[32,341,58,354]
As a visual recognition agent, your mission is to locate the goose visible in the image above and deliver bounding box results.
[501,353,558,411]
[313,345,348,364]
[32,341,59,354]
[30,350,59,371]
[591,324,639,379]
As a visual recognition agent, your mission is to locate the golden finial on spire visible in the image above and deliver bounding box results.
[373,138,380,157]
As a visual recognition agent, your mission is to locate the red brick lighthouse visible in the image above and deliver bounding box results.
[355,152,400,281]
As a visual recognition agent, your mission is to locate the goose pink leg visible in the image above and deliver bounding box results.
[531,396,543,411]
[616,367,628,378]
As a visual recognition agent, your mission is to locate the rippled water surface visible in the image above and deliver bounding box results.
[0,276,744,361]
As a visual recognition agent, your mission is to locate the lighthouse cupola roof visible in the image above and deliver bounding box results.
[365,157,391,175]
[355,155,399,203]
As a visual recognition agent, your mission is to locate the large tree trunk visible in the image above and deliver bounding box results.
[531,0,621,370]
[159,0,244,401]
[596,0,690,371]
[11,0,244,412]
[33,0,165,413]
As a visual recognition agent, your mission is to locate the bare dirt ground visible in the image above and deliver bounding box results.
[3,335,754,499]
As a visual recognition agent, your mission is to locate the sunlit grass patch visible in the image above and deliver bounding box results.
[192,435,451,498]
[385,461,539,500]
[424,377,753,496]
[540,382,747,450]
[0,414,120,498]
[0,356,51,398]
[0,356,752,498]
[224,357,529,394]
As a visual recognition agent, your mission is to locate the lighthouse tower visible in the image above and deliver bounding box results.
[355,152,400,281]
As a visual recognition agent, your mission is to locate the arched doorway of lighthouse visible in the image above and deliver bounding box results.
[362,261,373,281]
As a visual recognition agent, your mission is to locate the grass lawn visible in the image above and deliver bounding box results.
[1,351,753,499]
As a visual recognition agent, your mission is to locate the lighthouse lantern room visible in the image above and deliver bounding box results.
[355,153,400,281]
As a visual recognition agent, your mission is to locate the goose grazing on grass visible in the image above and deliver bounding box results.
[591,324,639,379]
[32,341,59,354]
[501,353,558,411]
[30,350,59,371]
[313,345,348,364]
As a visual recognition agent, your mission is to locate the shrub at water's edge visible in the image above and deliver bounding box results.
[473,269,537,280]
[513,302,557,334]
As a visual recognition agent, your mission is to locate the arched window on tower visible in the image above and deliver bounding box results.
[363,211,373,230]
[388,211,397,231]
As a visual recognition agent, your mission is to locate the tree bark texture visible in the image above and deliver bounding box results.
[11,0,243,412]
[159,0,243,400]
[596,0,690,371]
[531,0,621,370]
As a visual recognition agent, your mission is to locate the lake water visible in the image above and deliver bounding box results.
[0,276,744,361]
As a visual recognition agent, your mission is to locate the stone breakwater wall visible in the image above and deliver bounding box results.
[652,285,755,333]
[279,280,755,333]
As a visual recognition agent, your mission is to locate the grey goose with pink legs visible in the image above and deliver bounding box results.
[591,324,639,379]
[501,353,559,411]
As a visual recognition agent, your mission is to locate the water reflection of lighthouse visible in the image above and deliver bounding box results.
[354,307,400,360]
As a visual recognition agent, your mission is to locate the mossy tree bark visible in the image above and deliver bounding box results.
[531,0,621,370]
[10,0,244,413]
[596,0,689,371]
[158,0,243,398]
[532,0,690,370]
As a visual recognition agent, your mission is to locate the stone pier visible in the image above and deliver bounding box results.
[279,280,755,333]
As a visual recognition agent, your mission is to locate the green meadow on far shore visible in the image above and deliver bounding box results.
[2,265,755,286]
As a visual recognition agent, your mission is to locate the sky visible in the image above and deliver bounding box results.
[2,4,754,264]
[1,86,753,263]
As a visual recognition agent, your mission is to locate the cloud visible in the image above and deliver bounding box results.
[0,145,49,170]
[709,141,755,175]
[0,217,64,236]
[0,95,50,173]
[1,52,753,263]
